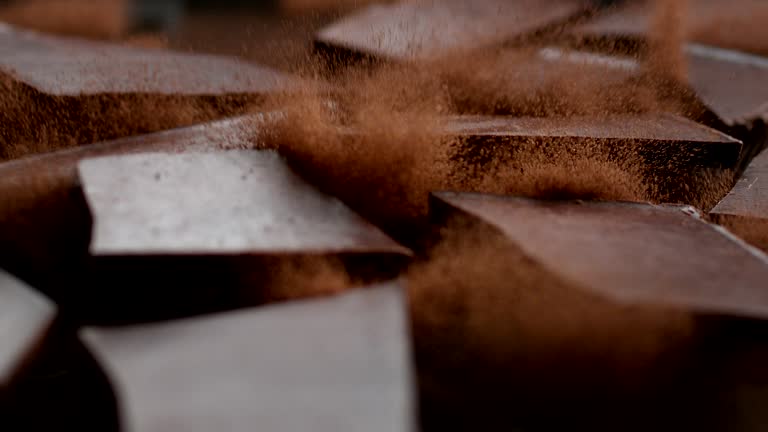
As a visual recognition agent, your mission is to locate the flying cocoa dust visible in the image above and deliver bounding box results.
[258,2,763,426]
[647,0,689,82]
[407,219,695,428]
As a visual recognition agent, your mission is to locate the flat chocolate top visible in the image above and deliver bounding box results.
[433,192,768,320]
[81,282,414,432]
[316,0,589,61]
[0,269,55,386]
[712,148,768,219]
[443,112,738,143]
[571,2,768,123]
[0,24,296,96]
[687,44,768,123]
[78,150,409,256]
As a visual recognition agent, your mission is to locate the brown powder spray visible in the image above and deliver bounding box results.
[647,0,690,81]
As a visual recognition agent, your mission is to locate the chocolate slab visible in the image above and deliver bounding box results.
[81,281,414,432]
[0,23,295,96]
[441,112,741,204]
[78,150,406,256]
[315,0,590,62]
[687,44,768,126]
[430,191,768,320]
[0,115,264,287]
[570,1,768,126]
[443,112,733,143]
[0,269,55,389]
[73,150,408,323]
[711,148,768,249]
[0,24,297,160]
[574,0,768,55]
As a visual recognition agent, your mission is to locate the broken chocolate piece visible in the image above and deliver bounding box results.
[81,281,414,432]
[0,269,55,389]
[0,24,295,96]
[711,148,768,250]
[572,0,768,57]
[315,0,590,62]
[687,44,768,126]
[74,150,409,322]
[0,24,297,160]
[78,150,406,256]
[569,1,768,132]
[441,112,741,204]
[430,191,768,319]
[0,115,266,296]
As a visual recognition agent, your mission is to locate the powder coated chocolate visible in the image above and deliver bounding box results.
[712,148,768,219]
[0,23,297,96]
[570,2,768,125]
[431,192,768,320]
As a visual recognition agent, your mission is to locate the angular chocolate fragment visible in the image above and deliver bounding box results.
[79,150,406,255]
[315,0,590,62]
[0,24,295,96]
[0,269,55,389]
[75,150,409,322]
[423,192,768,429]
[0,115,266,298]
[570,1,768,132]
[0,24,297,160]
[430,191,768,319]
[711,148,768,250]
[81,281,414,432]
[572,0,768,56]
[442,112,741,203]
[444,112,732,146]
[686,44,768,126]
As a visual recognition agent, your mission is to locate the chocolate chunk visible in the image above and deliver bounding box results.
[81,281,414,432]
[430,191,768,319]
[316,0,590,62]
[74,150,409,322]
[711,147,768,250]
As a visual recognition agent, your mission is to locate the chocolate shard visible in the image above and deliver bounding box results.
[81,281,415,432]
[0,24,297,160]
[0,24,296,97]
[0,115,267,296]
[571,0,768,57]
[711,148,768,250]
[442,112,735,149]
[0,269,56,389]
[569,1,768,129]
[315,0,591,62]
[78,150,407,256]
[430,191,768,320]
[686,44,768,126]
[74,150,410,322]
[440,112,741,204]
